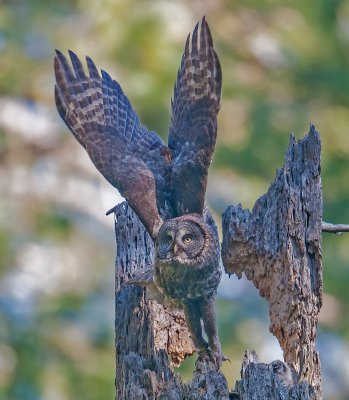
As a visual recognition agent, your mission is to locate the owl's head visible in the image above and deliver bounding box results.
[269,360,296,387]
[156,215,209,261]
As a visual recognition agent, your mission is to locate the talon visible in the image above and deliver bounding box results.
[195,348,228,370]
[106,204,118,216]
[223,355,231,364]
[197,348,211,361]
[194,348,213,372]
[211,350,229,369]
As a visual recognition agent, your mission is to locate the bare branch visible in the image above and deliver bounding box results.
[322,222,349,235]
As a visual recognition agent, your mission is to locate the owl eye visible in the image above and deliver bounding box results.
[272,361,282,372]
[165,235,172,245]
[182,234,193,244]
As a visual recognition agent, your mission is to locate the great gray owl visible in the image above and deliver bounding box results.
[54,17,226,368]
[269,360,297,388]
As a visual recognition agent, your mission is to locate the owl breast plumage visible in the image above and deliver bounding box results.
[54,16,226,368]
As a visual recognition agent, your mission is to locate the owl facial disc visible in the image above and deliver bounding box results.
[156,218,206,261]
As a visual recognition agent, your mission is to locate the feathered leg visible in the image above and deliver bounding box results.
[183,301,209,353]
[199,296,228,369]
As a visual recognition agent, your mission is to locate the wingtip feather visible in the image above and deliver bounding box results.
[68,50,86,79]
[191,22,199,55]
[55,48,64,58]
[86,55,100,79]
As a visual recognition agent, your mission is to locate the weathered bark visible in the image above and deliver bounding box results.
[222,125,322,399]
[114,125,322,399]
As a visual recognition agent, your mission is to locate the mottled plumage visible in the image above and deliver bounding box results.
[269,360,298,388]
[54,17,225,368]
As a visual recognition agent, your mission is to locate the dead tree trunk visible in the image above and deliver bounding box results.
[114,125,322,399]
[222,125,322,400]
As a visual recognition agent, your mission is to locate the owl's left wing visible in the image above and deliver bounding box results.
[168,17,221,216]
[54,50,170,238]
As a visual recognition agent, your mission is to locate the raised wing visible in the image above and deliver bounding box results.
[54,50,169,238]
[169,17,221,216]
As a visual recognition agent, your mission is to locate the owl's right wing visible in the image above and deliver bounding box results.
[124,268,154,286]
[54,50,170,238]
[168,17,221,216]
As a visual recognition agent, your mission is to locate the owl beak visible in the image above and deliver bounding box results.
[173,243,186,259]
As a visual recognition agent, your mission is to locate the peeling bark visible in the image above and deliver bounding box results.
[222,125,322,399]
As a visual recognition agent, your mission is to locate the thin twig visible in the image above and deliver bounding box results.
[322,222,349,236]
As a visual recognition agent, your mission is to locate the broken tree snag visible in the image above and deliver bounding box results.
[222,125,323,399]
[114,202,191,399]
[114,202,230,399]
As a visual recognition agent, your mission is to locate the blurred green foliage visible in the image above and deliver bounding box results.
[0,1,348,399]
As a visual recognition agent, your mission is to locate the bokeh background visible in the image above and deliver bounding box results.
[0,1,349,399]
